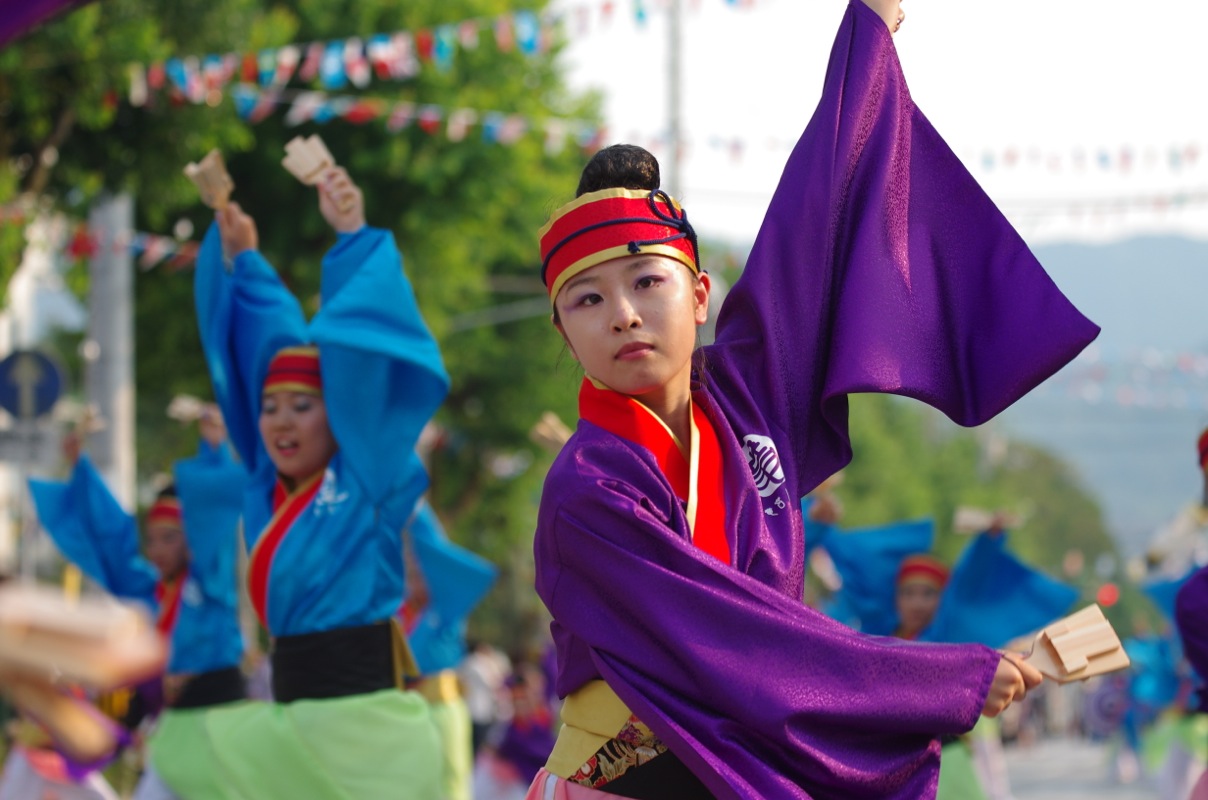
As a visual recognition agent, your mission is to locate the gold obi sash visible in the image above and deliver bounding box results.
[414,669,461,704]
[545,680,634,778]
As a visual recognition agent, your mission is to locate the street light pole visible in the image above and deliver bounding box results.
[85,194,136,508]
[667,0,683,199]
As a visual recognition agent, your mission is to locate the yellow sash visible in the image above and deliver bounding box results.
[545,680,634,778]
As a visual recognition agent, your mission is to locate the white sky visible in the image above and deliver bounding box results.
[557,0,1208,245]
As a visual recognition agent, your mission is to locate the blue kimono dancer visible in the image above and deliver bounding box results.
[192,222,450,800]
[405,501,498,800]
[809,512,1079,799]
[27,443,247,796]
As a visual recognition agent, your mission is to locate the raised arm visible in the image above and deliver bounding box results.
[306,170,450,505]
[406,502,498,674]
[706,0,1098,498]
[27,451,157,606]
[195,204,309,474]
[173,406,247,601]
[923,527,1079,648]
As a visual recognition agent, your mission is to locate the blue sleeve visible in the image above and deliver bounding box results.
[27,455,158,605]
[174,440,247,601]
[407,502,498,674]
[800,497,833,556]
[308,227,450,506]
[821,518,935,636]
[923,531,1079,648]
[194,223,309,474]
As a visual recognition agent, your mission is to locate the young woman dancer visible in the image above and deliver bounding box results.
[28,408,247,799]
[193,167,449,798]
[528,0,1100,797]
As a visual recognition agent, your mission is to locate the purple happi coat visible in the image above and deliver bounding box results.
[1175,566,1208,712]
[534,2,1100,799]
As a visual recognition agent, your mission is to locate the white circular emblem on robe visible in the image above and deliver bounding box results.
[741,434,786,498]
[183,577,204,607]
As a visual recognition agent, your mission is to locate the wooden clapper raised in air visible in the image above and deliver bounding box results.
[183,149,235,210]
[1022,604,1130,683]
[281,134,354,212]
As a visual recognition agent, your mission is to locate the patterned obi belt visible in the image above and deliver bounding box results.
[547,680,714,800]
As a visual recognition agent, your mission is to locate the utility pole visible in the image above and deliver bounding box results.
[85,194,136,508]
[666,0,684,199]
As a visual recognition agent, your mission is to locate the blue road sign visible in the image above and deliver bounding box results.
[0,350,63,420]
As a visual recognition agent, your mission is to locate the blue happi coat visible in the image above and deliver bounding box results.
[194,224,448,636]
[405,501,498,675]
[28,443,246,674]
[806,503,1079,647]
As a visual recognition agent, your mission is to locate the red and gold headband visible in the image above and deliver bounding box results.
[539,188,699,302]
[148,496,183,528]
[264,345,322,396]
[897,555,950,589]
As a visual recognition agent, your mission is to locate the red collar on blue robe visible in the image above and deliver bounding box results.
[155,570,187,636]
[248,471,325,630]
[577,377,730,565]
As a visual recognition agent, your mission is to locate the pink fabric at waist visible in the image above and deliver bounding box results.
[526,768,627,800]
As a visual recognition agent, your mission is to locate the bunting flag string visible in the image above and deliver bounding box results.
[126,0,761,109]
[960,143,1206,176]
[996,188,1208,219]
[129,10,551,109]
[24,222,203,272]
[623,129,1208,177]
[229,85,607,154]
[1032,347,1208,411]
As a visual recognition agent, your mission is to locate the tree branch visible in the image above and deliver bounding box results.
[23,103,76,197]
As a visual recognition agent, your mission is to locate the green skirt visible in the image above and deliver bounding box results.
[153,689,442,800]
[426,695,472,800]
[1143,712,1208,772]
[936,739,989,800]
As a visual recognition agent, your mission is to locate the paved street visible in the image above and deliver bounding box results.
[1006,737,1156,800]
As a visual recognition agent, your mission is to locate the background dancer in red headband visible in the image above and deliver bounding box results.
[192,164,450,798]
[526,0,1102,797]
[26,406,247,800]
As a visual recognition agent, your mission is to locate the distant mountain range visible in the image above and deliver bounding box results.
[999,235,1208,555]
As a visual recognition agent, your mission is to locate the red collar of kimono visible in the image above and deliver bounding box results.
[155,570,187,636]
[577,377,730,565]
[247,471,325,630]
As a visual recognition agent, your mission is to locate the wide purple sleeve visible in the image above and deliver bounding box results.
[1175,566,1208,712]
[707,0,1099,497]
[537,482,1000,800]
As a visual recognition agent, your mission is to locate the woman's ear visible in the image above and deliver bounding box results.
[693,272,712,326]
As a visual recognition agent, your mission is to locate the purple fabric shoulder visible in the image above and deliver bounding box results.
[532,2,1095,797]
[1175,566,1208,711]
[704,0,1099,498]
[535,422,1000,800]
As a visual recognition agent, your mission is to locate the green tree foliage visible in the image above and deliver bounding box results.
[3,1,1141,648]
[3,0,596,645]
[0,0,262,294]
